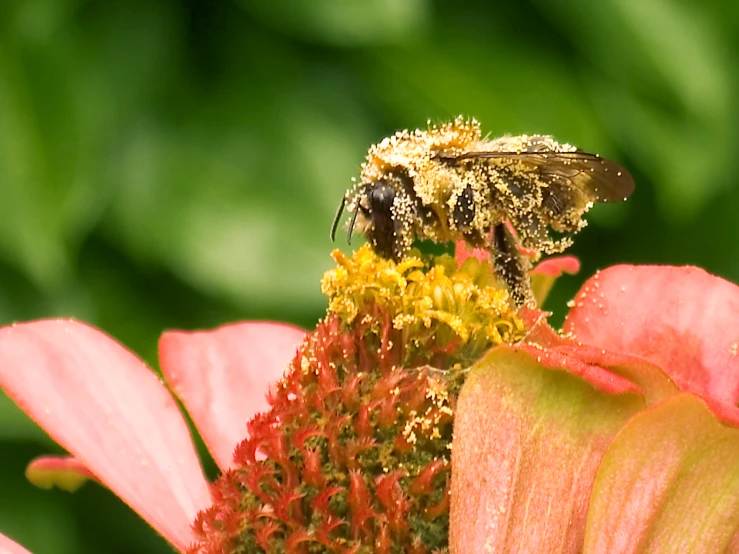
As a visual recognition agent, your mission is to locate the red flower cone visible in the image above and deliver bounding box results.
[187,246,524,553]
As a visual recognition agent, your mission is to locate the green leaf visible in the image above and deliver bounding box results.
[533,0,735,217]
[364,31,610,150]
[0,46,73,291]
[236,0,429,45]
[0,1,178,292]
[104,66,373,312]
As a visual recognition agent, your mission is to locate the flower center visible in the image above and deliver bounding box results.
[188,247,525,553]
[322,245,524,366]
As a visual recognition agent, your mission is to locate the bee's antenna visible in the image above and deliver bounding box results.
[347,202,360,245]
[330,196,346,242]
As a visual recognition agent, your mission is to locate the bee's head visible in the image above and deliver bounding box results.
[331,179,414,261]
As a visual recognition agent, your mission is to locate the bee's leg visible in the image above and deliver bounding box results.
[491,223,535,307]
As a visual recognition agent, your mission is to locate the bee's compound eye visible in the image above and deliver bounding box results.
[452,185,475,230]
[365,181,399,260]
[368,181,396,213]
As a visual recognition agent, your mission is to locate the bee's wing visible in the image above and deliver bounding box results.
[447,149,635,204]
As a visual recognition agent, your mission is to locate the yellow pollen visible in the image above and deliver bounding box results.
[321,245,525,358]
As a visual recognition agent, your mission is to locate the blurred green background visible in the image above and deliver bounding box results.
[1,0,739,552]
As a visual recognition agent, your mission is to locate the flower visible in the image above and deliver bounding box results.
[451,263,739,553]
[0,319,305,552]
[0,245,525,553]
[188,246,524,553]
[3,243,739,553]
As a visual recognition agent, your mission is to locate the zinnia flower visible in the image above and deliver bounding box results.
[1,244,738,553]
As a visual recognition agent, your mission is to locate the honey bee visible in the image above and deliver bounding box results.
[330,117,635,306]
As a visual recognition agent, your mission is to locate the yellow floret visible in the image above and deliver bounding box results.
[321,245,525,358]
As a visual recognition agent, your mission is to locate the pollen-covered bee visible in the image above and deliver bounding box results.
[330,117,635,306]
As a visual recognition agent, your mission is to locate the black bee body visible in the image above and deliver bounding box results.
[331,117,634,306]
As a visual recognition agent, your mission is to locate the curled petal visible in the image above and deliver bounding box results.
[565,265,739,406]
[0,320,211,551]
[585,394,739,554]
[529,256,580,307]
[514,343,642,396]
[159,322,305,470]
[549,345,679,406]
[451,345,644,553]
[26,456,96,492]
[0,533,32,554]
[530,256,580,277]
[520,310,678,406]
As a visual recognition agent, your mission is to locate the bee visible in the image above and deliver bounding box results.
[330,117,635,306]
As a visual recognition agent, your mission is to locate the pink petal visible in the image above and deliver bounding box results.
[529,256,581,307]
[451,345,645,553]
[584,394,739,553]
[455,240,490,266]
[0,320,211,552]
[520,308,679,405]
[26,455,96,492]
[550,345,679,406]
[514,343,642,395]
[530,256,580,277]
[159,322,305,470]
[564,265,739,406]
[0,533,32,554]
[455,228,537,265]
